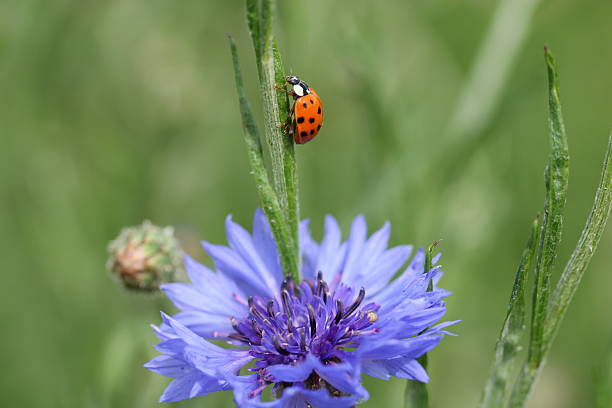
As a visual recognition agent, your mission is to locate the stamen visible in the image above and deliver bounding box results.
[334,300,344,324]
[248,297,266,321]
[367,311,378,323]
[267,300,275,317]
[320,281,329,303]
[250,317,262,335]
[298,327,306,351]
[343,287,365,318]
[230,317,244,334]
[307,304,317,337]
[281,289,293,318]
[273,338,290,355]
[228,333,250,343]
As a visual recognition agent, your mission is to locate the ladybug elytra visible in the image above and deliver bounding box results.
[281,75,324,144]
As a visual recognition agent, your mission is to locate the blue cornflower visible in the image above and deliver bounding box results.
[145,210,457,407]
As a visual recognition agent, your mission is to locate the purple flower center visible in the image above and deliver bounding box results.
[228,272,380,395]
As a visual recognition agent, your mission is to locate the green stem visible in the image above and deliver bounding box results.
[480,216,540,408]
[246,0,300,281]
[404,241,439,408]
[228,36,297,282]
[544,132,612,350]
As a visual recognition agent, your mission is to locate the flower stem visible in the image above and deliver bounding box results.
[241,0,300,281]
[228,36,298,283]
[404,241,439,408]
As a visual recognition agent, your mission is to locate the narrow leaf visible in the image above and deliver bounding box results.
[528,46,569,366]
[545,132,612,345]
[274,42,300,267]
[480,216,540,408]
[256,0,300,280]
[246,0,262,76]
[228,35,296,280]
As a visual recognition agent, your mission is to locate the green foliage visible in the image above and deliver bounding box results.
[480,48,612,408]
[480,216,540,407]
[230,0,300,281]
[243,0,299,280]
[228,35,296,281]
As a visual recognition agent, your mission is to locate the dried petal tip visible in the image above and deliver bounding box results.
[107,221,183,292]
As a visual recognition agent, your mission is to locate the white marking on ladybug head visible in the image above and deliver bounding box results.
[293,84,305,97]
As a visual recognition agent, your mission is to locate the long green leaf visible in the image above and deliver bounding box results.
[508,48,612,408]
[228,35,296,281]
[246,0,262,77]
[528,46,569,367]
[273,42,300,268]
[508,46,569,408]
[244,0,299,281]
[544,131,612,346]
[480,216,540,408]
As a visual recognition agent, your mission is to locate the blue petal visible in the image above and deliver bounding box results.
[299,219,318,280]
[363,357,429,382]
[145,355,191,377]
[360,245,412,295]
[225,216,280,294]
[358,334,443,360]
[159,373,202,402]
[252,209,283,283]
[168,310,234,337]
[340,215,368,284]
[202,241,272,297]
[267,355,364,397]
[315,215,345,282]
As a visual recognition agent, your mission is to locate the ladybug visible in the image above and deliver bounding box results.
[281,75,324,144]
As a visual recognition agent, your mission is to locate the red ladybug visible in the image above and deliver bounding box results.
[282,75,324,144]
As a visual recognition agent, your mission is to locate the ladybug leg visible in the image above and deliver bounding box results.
[276,109,294,134]
[274,84,295,97]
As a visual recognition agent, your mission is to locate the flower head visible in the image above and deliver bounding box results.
[107,221,184,292]
[146,210,457,406]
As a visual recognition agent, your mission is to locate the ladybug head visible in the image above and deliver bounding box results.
[285,75,300,85]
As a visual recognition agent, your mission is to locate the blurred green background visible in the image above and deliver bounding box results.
[1,0,611,407]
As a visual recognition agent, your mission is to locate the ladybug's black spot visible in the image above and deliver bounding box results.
[317,107,321,114]
[310,130,315,135]
[309,118,315,123]
[303,102,308,108]
[300,131,308,137]
[297,117,305,124]
[317,124,321,131]
[310,99,314,105]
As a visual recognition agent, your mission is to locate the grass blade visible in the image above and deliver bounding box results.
[244,0,299,281]
[480,216,540,408]
[528,46,569,368]
[508,46,569,408]
[228,35,296,281]
[507,48,612,408]
[246,0,262,76]
[273,42,300,268]
[545,132,612,348]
